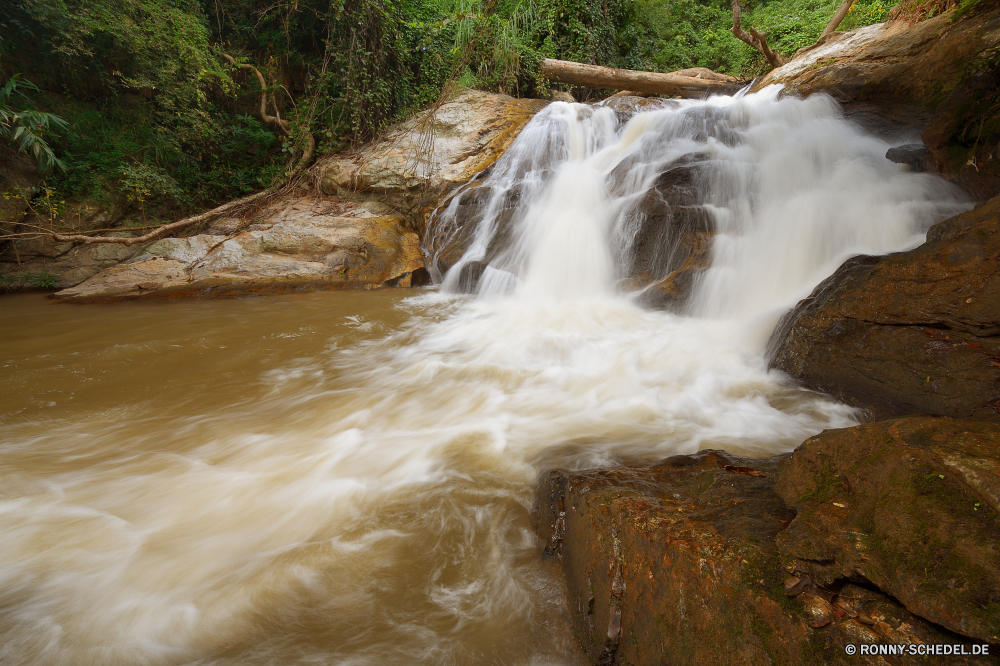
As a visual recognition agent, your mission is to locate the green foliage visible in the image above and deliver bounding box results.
[0,75,67,173]
[0,0,900,220]
[632,0,900,78]
[0,268,60,290]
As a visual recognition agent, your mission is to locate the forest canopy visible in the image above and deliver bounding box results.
[1,0,898,217]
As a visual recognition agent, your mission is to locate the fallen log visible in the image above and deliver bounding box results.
[540,59,743,97]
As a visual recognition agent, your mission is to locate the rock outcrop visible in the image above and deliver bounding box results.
[537,444,997,665]
[768,195,1000,419]
[53,200,427,302]
[776,416,1000,645]
[750,8,1000,110]
[619,156,716,310]
[318,89,548,234]
[4,89,548,297]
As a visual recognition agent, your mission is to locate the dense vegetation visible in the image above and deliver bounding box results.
[1,0,898,222]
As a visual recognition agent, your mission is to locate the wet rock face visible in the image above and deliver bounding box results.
[538,441,1000,664]
[886,144,935,173]
[775,416,1000,644]
[622,160,715,311]
[537,450,804,665]
[428,180,525,279]
[921,71,1000,202]
[52,200,425,302]
[768,195,1000,419]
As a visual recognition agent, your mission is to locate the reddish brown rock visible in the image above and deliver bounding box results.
[750,7,1000,110]
[768,195,1000,419]
[619,157,717,311]
[775,416,1000,645]
[535,449,992,665]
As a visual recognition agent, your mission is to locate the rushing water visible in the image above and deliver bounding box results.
[0,88,970,665]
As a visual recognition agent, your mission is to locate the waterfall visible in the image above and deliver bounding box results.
[427,86,968,339]
[0,86,974,666]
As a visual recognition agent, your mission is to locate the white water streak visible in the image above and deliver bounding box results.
[0,86,970,666]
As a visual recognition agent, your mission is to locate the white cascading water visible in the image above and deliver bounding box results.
[0,87,971,666]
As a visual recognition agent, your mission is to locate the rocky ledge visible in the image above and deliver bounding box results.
[535,160,1000,664]
[768,194,1000,420]
[4,88,547,300]
[52,200,428,303]
[536,416,1000,665]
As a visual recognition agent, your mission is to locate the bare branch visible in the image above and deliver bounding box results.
[44,54,320,246]
[821,0,854,39]
[222,53,290,136]
[730,0,787,70]
[51,189,271,246]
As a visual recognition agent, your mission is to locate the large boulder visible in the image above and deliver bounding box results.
[750,8,1000,110]
[536,449,994,665]
[52,200,426,302]
[776,416,1000,644]
[750,6,1000,200]
[768,195,1000,419]
[318,89,548,233]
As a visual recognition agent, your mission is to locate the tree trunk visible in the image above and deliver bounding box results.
[821,0,854,39]
[730,0,786,70]
[540,59,742,97]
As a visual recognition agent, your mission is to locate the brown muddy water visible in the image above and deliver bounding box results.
[0,287,857,666]
[0,82,974,666]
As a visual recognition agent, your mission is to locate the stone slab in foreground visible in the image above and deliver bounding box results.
[535,446,995,665]
[776,416,1000,645]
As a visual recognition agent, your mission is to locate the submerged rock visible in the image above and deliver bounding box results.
[622,158,716,311]
[768,195,1000,419]
[776,416,1000,645]
[536,448,994,665]
[52,200,425,302]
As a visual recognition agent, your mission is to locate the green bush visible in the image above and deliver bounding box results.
[0,0,901,220]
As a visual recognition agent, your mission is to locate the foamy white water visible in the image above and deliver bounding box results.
[0,87,969,665]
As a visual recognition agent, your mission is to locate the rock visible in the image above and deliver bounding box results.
[594,95,676,124]
[456,260,487,294]
[768,195,1000,419]
[0,197,136,288]
[52,200,425,302]
[317,89,548,232]
[775,416,1000,644]
[619,157,717,311]
[921,71,1000,201]
[632,232,713,311]
[551,91,576,103]
[750,9,1000,109]
[886,143,935,172]
[536,449,993,665]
